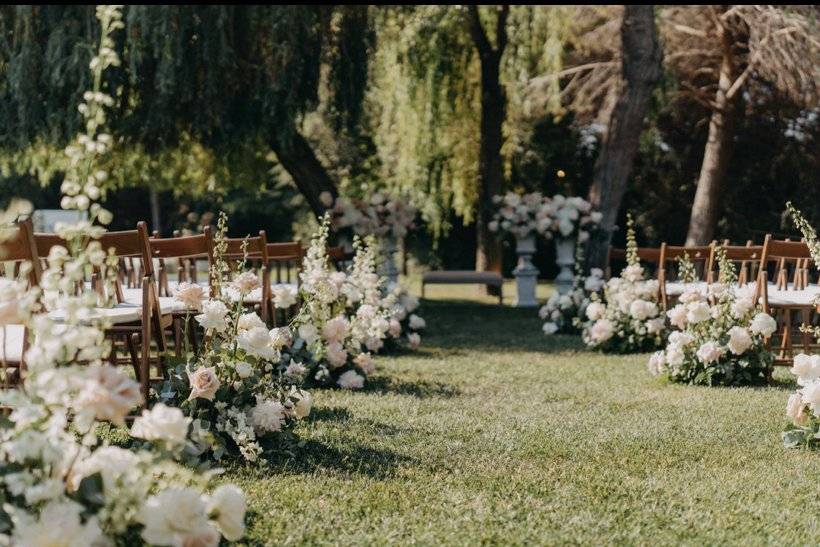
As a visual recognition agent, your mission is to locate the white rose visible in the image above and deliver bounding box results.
[251,399,286,433]
[542,322,559,335]
[696,341,724,364]
[647,351,665,376]
[585,302,605,321]
[74,365,142,427]
[131,403,191,449]
[750,313,777,338]
[727,326,753,355]
[237,312,266,331]
[407,332,421,349]
[786,392,809,426]
[337,370,365,389]
[686,302,711,324]
[140,487,219,547]
[288,390,313,419]
[791,353,820,386]
[666,344,685,367]
[408,314,426,330]
[801,381,820,413]
[588,318,614,343]
[645,317,665,335]
[195,300,229,332]
[187,367,221,401]
[235,361,253,379]
[207,485,247,541]
[298,323,319,345]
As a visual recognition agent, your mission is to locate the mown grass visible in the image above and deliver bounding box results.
[226,286,819,546]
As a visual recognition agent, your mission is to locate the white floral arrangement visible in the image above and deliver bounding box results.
[540,268,605,335]
[581,215,667,353]
[158,214,311,463]
[489,192,602,242]
[782,204,820,448]
[384,284,424,351]
[783,354,820,448]
[0,8,247,543]
[328,192,417,240]
[647,261,776,386]
[293,216,389,389]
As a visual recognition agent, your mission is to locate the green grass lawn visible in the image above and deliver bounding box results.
[227,290,820,545]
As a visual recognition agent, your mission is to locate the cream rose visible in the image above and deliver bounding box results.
[187,367,221,401]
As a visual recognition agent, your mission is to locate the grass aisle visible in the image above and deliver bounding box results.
[229,298,820,545]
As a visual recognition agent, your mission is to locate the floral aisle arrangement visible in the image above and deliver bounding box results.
[782,204,820,448]
[159,213,312,463]
[783,354,820,448]
[647,250,776,385]
[489,192,602,242]
[383,284,424,351]
[0,7,247,544]
[329,192,417,240]
[540,267,605,335]
[581,215,667,353]
[293,216,385,389]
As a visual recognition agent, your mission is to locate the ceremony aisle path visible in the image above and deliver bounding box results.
[228,291,820,545]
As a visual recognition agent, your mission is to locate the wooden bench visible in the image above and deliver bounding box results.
[421,270,504,304]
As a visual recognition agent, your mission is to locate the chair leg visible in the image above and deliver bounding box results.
[133,332,149,404]
[126,333,140,379]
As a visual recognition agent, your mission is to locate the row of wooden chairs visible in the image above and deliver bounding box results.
[0,218,326,400]
[609,236,820,366]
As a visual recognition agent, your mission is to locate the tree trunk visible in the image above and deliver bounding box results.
[271,129,338,217]
[468,6,508,291]
[149,187,162,236]
[685,25,738,246]
[586,6,663,270]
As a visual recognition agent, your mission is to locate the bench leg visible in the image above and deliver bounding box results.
[422,282,426,300]
[498,284,503,305]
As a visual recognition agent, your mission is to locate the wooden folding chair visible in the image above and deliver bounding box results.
[658,243,715,310]
[0,217,41,388]
[755,235,819,366]
[327,245,354,272]
[709,243,763,286]
[222,232,270,323]
[148,228,214,355]
[265,241,302,325]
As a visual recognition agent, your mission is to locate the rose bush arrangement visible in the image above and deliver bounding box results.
[383,284,425,351]
[783,353,820,449]
[0,8,247,543]
[489,192,601,242]
[158,213,311,463]
[581,217,666,353]
[540,266,605,336]
[647,281,775,386]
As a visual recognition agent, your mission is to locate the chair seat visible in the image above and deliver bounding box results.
[422,270,503,286]
[121,288,185,314]
[664,281,709,297]
[0,324,25,363]
[49,303,143,325]
[766,284,820,307]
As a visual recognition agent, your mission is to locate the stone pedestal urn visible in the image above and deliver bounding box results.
[513,233,539,308]
[379,236,399,288]
[554,236,575,295]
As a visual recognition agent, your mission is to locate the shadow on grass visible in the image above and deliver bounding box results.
[311,406,353,422]
[366,375,461,399]
[263,438,416,479]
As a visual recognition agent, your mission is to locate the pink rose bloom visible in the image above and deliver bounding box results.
[75,366,143,426]
[187,366,221,401]
[326,341,348,368]
[388,318,402,338]
[696,341,724,364]
[354,352,376,375]
[231,271,260,295]
[407,332,421,350]
[787,393,809,426]
[173,282,205,311]
[322,316,350,343]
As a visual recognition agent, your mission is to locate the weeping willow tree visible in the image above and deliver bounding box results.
[366,6,574,270]
[0,6,374,219]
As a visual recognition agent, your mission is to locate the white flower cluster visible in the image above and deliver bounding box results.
[582,263,666,353]
[160,217,311,463]
[384,284,424,350]
[329,192,417,240]
[540,268,605,335]
[783,354,820,448]
[648,284,775,385]
[0,7,247,544]
[489,192,602,241]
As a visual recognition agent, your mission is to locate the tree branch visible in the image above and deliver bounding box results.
[467,5,492,59]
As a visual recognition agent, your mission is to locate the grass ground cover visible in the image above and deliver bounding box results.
[227,284,818,545]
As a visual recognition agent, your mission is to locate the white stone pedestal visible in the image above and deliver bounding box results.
[554,236,575,295]
[513,234,539,307]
